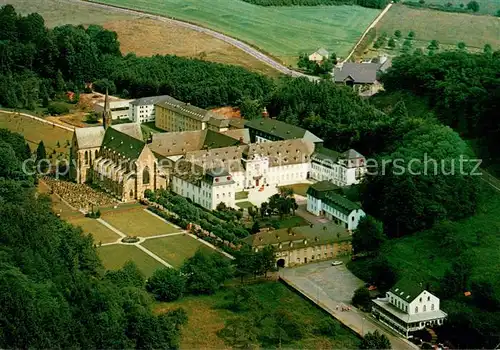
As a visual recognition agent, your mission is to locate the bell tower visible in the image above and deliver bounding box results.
[102,89,112,129]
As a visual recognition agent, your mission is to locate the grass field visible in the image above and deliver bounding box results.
[376,4,500,51]
[88,0,381,64]
[101,207,179,237]
[3,0,281,76]
[69,217,121,244]
[155,282,360,349]
[141,234,215,268]
[0,112,72,156]
[410,0,500,16]
[98,244,163,276]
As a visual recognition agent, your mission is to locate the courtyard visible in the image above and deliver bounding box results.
[98,244,164,276]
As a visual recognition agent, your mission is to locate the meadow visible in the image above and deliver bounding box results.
[155,282,360,349]
[409,0,500,15]
[88,0,381,64]
[0,112,72,156]
[376,4,500,51]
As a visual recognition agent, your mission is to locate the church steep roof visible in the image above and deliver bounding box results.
[101,127,145,159]
[74,126,105,149]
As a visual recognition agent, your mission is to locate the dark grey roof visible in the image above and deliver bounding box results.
[155,96,218,122]
[245,118,323,143]
[334,63,379,84]
[130,95,171,106]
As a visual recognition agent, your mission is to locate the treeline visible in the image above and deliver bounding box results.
[239,0,388,9]
[380,50,500,170]
[0,5,273,111]
[0,129,186,348]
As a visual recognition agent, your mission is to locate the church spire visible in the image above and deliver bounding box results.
[102,88,112,129]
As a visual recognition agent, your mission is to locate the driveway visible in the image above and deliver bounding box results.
[280,261,418,350]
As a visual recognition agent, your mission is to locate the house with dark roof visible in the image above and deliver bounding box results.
[311,146,366,187]
[245,118,323,145]
[372,280,447,338]
[333,62,384,96]
[306,180,365,230]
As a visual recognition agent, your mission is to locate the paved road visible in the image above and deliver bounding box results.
[280,261,418,350]
[69,0,318,80]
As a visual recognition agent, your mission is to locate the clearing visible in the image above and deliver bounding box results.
[101,207,180,237]
[155,281,360,349]
[88,0,381,65]
[98,244,163,276]
[375,4,500,51]
[0,112,72,156]
[281,183,311,197]
[69,217,121,244]
[141,234,216,268]
[3,0,281,76]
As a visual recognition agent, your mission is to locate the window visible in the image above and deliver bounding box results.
[217,194,219,199]
[419,297,422,302]
[142,166,151,184]
[431,304,434,311]
[415,306,418,313]
[423,305,426,312]
[428,296,430,301]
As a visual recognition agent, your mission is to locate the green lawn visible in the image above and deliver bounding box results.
[376,4,500,51]
[101,207,179,237]
[89,0,381,64]
[141,234,215,268]
[281,183,311,197]
[98,244,164,276]
[235,191,249,200]
[69,217,121,244]
[155,282,360,349]
[236,201,255,209]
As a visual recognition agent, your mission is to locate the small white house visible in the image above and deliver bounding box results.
[309,48,330,62]
[306,181,365,231]
[372,280,447,338]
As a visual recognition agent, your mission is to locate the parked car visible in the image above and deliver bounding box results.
[331,261,343,266]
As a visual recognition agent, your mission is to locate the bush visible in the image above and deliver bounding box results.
[315,318,339,336]
[146,268,186,302]
[47,102,70,115]
[352,286,372,311]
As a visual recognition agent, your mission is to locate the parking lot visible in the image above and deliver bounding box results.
[280,260,365,304]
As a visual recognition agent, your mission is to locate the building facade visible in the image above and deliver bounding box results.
[306,181,365,231]
[129,95,170,123]
[309,48,330,62]
[94,99,134,120]
[310,147,366,187]
[372,281,447,338]
[244,225,352,267]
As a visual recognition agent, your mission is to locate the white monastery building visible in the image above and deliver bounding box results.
[372,280,447,338]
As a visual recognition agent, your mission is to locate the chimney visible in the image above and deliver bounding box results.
[239,137,244,144]
[262,107,269,118]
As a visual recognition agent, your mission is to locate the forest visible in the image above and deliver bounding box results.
[238,0,388,9]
